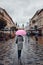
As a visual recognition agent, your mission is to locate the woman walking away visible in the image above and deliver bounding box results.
[16,35,24,59]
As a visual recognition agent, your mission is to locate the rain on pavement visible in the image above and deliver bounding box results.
[0,36,43,65]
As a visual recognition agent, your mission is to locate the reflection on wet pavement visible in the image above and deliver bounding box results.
[0,36,43,65]
[21,36,43,65]
[0,39,18,65]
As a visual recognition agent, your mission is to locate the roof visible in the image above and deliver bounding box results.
[0,7,14,24]
[31,9,43,20]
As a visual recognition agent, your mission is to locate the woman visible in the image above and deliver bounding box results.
[16,35,24,59]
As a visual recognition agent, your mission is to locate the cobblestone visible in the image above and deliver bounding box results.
[0,36,43,65]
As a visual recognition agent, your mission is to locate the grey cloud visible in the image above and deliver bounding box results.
[0,0,43,26]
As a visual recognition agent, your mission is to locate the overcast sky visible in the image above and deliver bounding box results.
[0,0,43,27]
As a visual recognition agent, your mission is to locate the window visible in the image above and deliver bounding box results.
[32,20,36,24]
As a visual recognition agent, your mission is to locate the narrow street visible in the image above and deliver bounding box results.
[0,1,43,65]
[0,36,43,65]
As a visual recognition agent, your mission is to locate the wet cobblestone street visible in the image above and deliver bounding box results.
[21,36,43,65]
[0,39,18,65]
[0,36,43,65]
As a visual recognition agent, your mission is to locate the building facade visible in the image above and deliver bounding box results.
[0,8,17,30]
[29,9,43,33]
[29,9,43,44]
[0,8,17,40]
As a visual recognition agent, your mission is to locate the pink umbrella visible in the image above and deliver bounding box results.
[15,30,26,35]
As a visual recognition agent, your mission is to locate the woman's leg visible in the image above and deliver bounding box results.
[18,50,21,59]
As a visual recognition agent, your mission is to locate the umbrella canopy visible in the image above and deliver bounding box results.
[15,30,26,35]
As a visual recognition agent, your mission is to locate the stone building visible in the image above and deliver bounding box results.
[29,9,43,44]
[29,9,43,33]
[0,8,17,40]
[0,8,17,30]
